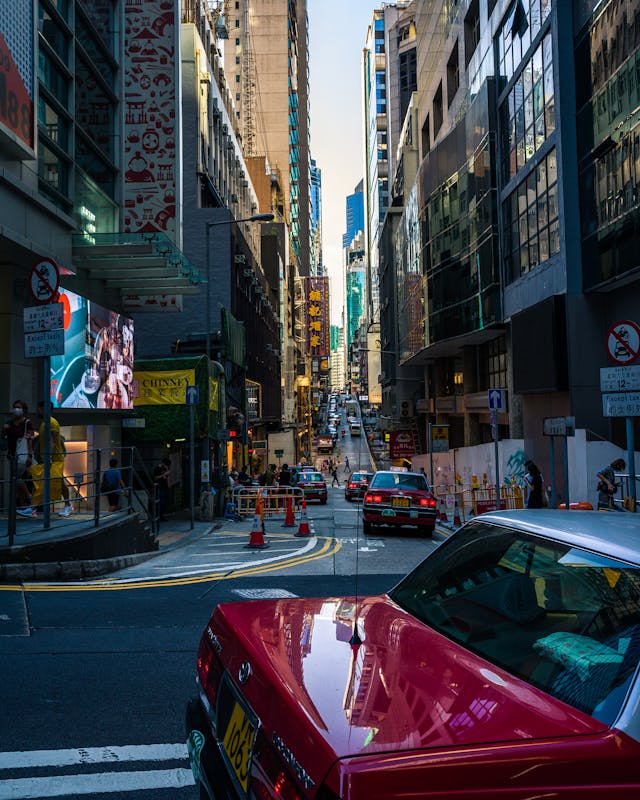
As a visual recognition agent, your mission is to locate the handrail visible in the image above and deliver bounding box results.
[0,444,161,545]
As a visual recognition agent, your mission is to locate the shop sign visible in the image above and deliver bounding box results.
[389,431,415,459]
[133,369,196,406]
[209,378,219,411]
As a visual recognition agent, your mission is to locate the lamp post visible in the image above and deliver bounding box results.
[203,211,274,512]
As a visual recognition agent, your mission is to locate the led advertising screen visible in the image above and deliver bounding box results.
[51,289,135,410]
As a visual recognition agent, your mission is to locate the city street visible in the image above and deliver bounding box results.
[0,431,445,799]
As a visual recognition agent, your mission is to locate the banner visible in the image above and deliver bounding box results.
[133,369,195,406]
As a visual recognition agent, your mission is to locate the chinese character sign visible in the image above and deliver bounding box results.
[305,277,329,357]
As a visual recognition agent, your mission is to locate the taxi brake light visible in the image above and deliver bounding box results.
[197,635,222,705]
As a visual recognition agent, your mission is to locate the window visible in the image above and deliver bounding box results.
[447,41,459,107]
[421,113,430,157]
[433,82,443,137]
[503,148,559,283]
[464,0,480,67]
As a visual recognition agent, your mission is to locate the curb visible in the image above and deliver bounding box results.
[0,519,223,584]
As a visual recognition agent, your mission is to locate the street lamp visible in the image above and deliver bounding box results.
[203,211,274,513]
[204,212,274,358]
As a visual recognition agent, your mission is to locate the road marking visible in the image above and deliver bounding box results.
[0,743,188,769]
[0,769,194,798]
[5,536,342,591]
[232,588,298,599]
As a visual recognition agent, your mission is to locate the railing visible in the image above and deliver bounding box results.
[0,446,159,548]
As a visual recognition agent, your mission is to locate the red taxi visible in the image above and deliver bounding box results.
[294,470,327,504]
[344,471,373,502]
[186,511,640,798]
[362,469,437,535]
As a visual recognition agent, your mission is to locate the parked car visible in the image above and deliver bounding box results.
[362,469,437,535]
[294,470,327,503]
[186,511,640,799]
[344,471,373,501]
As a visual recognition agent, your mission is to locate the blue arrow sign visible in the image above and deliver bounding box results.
[488,389,505,412]
[186,385,199,405]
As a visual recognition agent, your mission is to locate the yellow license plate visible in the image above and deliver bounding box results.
[222,701,255,791]
[392,497,410,507]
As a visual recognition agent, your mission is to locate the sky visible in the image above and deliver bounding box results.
[308,1,379,325]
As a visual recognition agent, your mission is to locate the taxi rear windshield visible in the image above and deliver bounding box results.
[390,521,640,725]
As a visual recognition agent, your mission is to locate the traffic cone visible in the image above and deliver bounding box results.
[247,505,269,549]
[439,497,448,523]
[453,499,462,527]
[282,494,296,527]
[295,499,311,537]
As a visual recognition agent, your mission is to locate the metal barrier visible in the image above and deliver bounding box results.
[232,486,305,516]
[0,446,159,547]
[432,484,524,525]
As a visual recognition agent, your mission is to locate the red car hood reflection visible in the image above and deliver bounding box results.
[215,595,603,759]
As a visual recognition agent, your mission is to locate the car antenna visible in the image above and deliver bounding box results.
[349,394,364,650]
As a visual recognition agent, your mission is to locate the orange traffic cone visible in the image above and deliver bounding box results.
[439,498,448,524]
[453,499,462,527]
[282,494,296,527]
[295,498,311,537]
[247,503,269,549]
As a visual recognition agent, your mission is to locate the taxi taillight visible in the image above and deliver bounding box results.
[251,731,305,800]
[419,497,437,508]
[364,492,382,503]
[197,635,223,705]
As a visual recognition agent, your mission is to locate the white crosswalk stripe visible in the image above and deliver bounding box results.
[0,744,195,799]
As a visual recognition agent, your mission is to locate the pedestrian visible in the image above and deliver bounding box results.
[344,456,350,473]
[35,400,73,516]
[330,463,340,487]
[237,464,251,486]
[3,400,35,517]
[524,460,546,508]
[101,457,126,512]
[262,464,276,486]
[596,457,625,510]
[277,463,292,487]
[153,456,172,520]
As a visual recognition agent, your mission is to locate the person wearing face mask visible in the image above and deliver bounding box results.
[2,400,35,516]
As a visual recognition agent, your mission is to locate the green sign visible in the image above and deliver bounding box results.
[274,449,284,457]
[253,440,267,453]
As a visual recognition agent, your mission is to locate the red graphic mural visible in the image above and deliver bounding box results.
[305,277,330,358]
[123,0,179,240]
[0,32,33,151]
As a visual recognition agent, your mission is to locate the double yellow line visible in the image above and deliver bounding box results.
[0,535,342,592]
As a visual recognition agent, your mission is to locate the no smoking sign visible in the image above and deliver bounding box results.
[606,319,640,365]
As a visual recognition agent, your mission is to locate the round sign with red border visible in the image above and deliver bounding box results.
[606,319,640,365]
[29,258,60,305]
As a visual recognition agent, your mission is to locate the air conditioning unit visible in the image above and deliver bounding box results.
[400,400,414,417]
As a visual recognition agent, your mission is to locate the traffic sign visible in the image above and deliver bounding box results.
[274,449,284,457]
[543,416,576,436]
[430,424,449,453]
[185,385,199,405]
[600,364,640,392]
[24,328,64,358]
[602,392,640,417]
[29,258,60,305]
[606,319,640,365]
[488,389,505,412]
[252,440,267,453]
[23,303,64,333]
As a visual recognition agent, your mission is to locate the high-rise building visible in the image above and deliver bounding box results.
[342,180,365,248]
[310,158,323,276]
[379,0,640,504]
[362,2,416,324]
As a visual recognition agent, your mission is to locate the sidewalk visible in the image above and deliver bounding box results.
[0,510,218,583]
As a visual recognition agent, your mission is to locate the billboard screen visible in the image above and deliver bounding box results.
[50,289,135,409]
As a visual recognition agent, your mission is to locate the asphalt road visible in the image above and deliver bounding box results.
[0,419,445,799]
